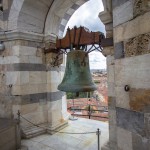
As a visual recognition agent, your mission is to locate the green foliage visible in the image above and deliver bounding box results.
[79,92,88,98]
[66,92,76,99]
[94,80,100,84]
[66,92,92,99]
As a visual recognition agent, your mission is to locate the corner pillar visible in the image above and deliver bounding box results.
[0,31,69,138]
[99,1,117,149]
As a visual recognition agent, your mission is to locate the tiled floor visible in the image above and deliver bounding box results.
[21,118,109,150]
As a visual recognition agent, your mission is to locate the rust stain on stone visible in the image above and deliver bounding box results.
[129,88,150,112]
[60,118,65,123]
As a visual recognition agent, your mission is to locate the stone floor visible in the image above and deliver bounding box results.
[21,118,109,150]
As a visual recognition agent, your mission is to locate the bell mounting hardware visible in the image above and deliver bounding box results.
[45,26,113,67]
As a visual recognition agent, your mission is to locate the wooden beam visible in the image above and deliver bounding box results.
[101,38,113,47]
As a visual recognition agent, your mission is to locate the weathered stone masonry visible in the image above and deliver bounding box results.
[0,35,68,138]
[99,0,150,149]
[0,0,91,140]
[0,0,150,149]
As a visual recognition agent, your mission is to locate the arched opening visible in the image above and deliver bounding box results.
[1,0,110,149]
[2,0,150,150]
[58,0,109,148]
[61,0,108,120]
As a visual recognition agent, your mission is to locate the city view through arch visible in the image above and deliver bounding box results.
[63,0,108,122]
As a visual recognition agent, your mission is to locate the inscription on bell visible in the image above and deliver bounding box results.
[58,50,97,92]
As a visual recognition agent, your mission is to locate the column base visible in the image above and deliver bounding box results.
[101,142,110,150]
[47,121,68,134]
[21,121,68,138]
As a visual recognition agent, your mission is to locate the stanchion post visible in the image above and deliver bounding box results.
[17,110,21,149]
[96,128,101,150]
[17,110,20,123]
[88,98,91,119]
[88,104,91,119]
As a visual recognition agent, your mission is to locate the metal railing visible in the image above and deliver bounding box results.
[68,105,108,119]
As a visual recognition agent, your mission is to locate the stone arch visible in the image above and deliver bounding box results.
[8,0,53,33]
[7,0,90,36]
[0,0,113,145]
[44,0,89,37]
[57,0,89,37]
[56,0,110,38]
[8,0,24,31]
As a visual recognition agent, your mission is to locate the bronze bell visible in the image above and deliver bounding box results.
[58,50,97,92]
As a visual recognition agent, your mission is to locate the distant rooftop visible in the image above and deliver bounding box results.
[90,69,107,73]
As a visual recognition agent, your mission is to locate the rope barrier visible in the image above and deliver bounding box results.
[18,110,101,150]
[19,114,96,135]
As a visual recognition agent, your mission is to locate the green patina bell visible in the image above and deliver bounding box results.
[58,50,97,92]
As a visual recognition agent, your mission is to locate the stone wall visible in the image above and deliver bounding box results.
[0,118,20,150]
[0,31,69,138]
[100,0,150,149]
[0,0,92,140]
[111,0,150,149]
[1,0,149,149]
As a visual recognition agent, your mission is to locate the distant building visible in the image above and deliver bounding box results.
[90,69,107,74]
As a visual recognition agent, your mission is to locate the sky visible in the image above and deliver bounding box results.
[64,0,106,70]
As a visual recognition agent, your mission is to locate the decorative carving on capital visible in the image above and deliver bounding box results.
[125,33,150,57]
[45,52,63,67]
[134,0,150,17]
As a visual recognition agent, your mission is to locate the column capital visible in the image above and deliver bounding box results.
[99,0,112,24]
[0,30,57,42]
[102,46,114,57]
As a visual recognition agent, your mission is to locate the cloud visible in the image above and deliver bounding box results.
[64,0,105,33]
[64,0,106,70]
[89,51,106,69]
